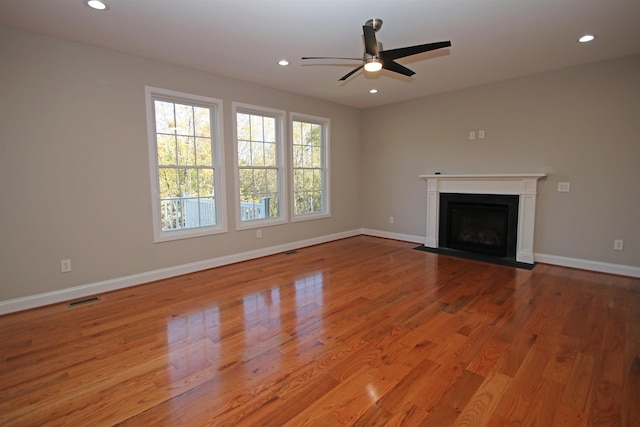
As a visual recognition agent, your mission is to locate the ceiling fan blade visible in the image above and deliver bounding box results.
[380,41,451,61]
[363,25,379,56]
[339,65,364,81]
[382,60,415,77]
[302,56,364,61]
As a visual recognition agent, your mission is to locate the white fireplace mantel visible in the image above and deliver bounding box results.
[419,173,546,264]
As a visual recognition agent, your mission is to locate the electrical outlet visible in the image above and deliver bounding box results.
[61,259,72,273]
[478,130,485,139]
[614,239,624,250]
[389,216,394,224]
[256,229,262,238]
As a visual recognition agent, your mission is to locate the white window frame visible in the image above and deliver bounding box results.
[290,113,331,222]
[145,86,227,242]
[232,102,288,230]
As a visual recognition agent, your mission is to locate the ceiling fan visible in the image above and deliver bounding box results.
[302,19,451,81]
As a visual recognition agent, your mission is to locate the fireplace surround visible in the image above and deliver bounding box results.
[419,173,546,264]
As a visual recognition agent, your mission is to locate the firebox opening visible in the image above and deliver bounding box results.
[439,193,519,260]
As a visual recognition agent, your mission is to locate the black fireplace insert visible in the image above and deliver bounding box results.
[439,193,519,259]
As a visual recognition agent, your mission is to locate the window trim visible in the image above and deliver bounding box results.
[145,86,227,242]
[290,112,331,222]
[232,102,288,231]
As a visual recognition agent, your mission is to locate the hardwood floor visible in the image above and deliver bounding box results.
[1,236,639,426]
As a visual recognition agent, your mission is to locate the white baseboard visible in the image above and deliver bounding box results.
[534,253,640,278]
[0,229,361,315]
[361,228,640,278]
[360,228,425,245]
[3,230,638,315]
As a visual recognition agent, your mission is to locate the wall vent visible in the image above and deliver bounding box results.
[67,296,101,307]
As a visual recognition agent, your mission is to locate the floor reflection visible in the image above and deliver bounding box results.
[162,273,326,420]
[294,272,325,337]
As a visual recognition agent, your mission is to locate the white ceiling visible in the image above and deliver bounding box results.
[2,0,639,109]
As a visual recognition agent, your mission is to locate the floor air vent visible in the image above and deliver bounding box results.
[67,296,101,307]
[285,250,298,255]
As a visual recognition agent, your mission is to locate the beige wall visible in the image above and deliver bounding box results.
[362,54,640,267]
[0,27,363,301]
[1,25,638,304]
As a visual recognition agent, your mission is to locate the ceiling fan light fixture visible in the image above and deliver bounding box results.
[364,58,382,72]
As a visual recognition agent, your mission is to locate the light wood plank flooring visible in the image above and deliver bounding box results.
[1,236,639,426]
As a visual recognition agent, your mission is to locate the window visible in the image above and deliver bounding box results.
[145,87,226,242]
[291,114,330,220]
[233,103,287,229]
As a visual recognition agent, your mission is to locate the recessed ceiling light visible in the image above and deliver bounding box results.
[85,0,108,10]
[578,34,596,43]
[369,89,378,94]
[278,59,289,66]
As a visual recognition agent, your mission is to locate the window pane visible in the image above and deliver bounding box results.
[266,169,278,194]
[252,141,265,167]
[313,169,322,191]
[198,168,214,198]
[239,169,254,202]
[301,122,313,143]
[254,168,267,194]
[250,115,263,141]
[237,113,251,141]
[159,167,180,199]
[311,147,321,168]
[264,142,276,167]
[154,101,175,134]
[238,140,251,166]
[199,198,216,226]
[294,169,304,192]
[177,136,196,166]
[157,134,177,166]
[292,121,302,145]
[312,192,322,212]
[181,168,198,197]
[267,196,279,217]
[292,145,302,168]
[175,103,194,136]
[263,116,276,142]
[194,106,210,137]
[195,137,212,166]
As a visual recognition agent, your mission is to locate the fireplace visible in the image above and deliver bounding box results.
[439,193,519,259]
[419,173,546,264]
